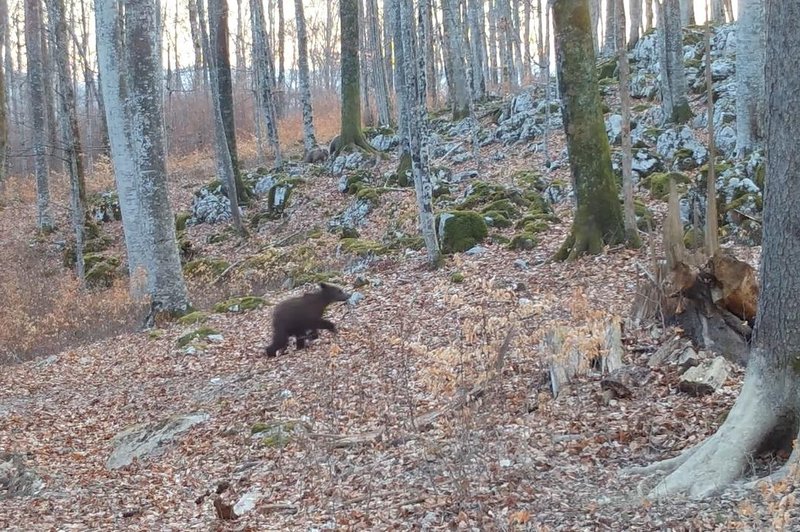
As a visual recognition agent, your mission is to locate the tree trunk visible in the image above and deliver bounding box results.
[366,0,392,125]
[617,0,640,248]
[735,0,764,157]
[197,0,245,232]
[467,0,486,99]
[645,0,654,31]
[96,0,190,312]
[421,0,437,105]
[251,0,282,163]
[234,0,246,83]
[537,0,546,74]
[710,0,724,24]
[487,0,498,85]
[441,0,470,119]
[629,0,642,48]
[657,0,692,124]
[276,0,285,117]
[399,0,439,265]
[25,0,53,231]
[552,0,625,261]
[588,0,600,52]
[625,0,800,498]
[294,0,317,153]
[0,0,7,189]
[704,14,718,255]
[208,0,250,203]
[679,0,694,26]
[46,0,87,282]
[523,0,531,80]
[39,12,60,174]
[383,0,394,93]
[391,0,411,178]
[187,0,203,87]
[603,0,616,56]
[338,0,372,151]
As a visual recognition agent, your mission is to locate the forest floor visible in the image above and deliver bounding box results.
[0,100,793,530]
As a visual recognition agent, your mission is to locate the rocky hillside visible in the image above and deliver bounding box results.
[0,23,789,530]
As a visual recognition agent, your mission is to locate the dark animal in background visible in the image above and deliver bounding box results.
[328,135,343,157]
[265,282,351,357]
[302,147,329,164]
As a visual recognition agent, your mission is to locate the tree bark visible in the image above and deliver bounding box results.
[603,0,616,55]
[25,0,53,231]
[251,0,282,163]
[735,0,765,157]
[294,0,317,153]
[0,0,7,189]
[338,0,372,151]
[96,0,190,312]
[552,0,625,261]
[617,0,640,248]
[628,0,642,48]
[208,0,250,202]
[46,0,87,282]
[657,0,692,124]
[625,0,800,499]
[679,0,695,26]
[197,0,245,232]
[441,0,470,119]
[366,0,392,125]
[399,0,439,265]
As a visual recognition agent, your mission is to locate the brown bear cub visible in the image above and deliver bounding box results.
[265,282,350,357]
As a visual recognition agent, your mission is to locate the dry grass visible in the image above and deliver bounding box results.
[0,176,144,363]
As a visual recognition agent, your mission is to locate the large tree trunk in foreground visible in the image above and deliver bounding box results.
[625,0,800,498]
[552,0,625,261]
[96,0,190,312]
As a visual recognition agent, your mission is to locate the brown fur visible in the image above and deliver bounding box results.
[265,282,350,357]
[302,147,329,164]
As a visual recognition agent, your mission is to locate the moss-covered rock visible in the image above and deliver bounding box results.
[343,170,374,194]
[642,171,691,199]
[339,238,389,257]
[175,211,192,232]
[176,326,220,348]
[177,311,209,325]
[214,296,266,313]
[683,227,705,250]
[511,170,547,191]
[85,254,121,287]
[183,257,230,279]
[450,271,465,283]
[251,420,298,448]
[437,210,489,254]
[508,233,538,250]
[482,211,512,228]
[355,186,390,204]
[634,200,655,231]
[596,58,617,80]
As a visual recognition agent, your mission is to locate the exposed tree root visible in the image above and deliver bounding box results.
[622,444,700,477]
[626,374,781,499]
[743,447,800,490]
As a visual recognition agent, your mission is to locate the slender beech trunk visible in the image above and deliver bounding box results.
[295,0,317,152]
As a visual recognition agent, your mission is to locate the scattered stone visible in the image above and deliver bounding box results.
[679,357,731,396]
[107,412,210,469]
[0,453,44,499]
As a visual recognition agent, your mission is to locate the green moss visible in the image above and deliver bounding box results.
[393,153,412,187]
[481,199,520,219]
[340,238,388,257]
[84,235,114,253]
[251,420,297,448]
[642,172,691,199]
[177,326,220,348]
[85,255,121,287]
[450,272,465,283]
[178,311,209,325]
[684,58,701,69]
[148,329,165,340]
[84,220,102,240]
[175,211,192,232]
[632,103,650,113]
[388,234,425,251]
[183,257,230,279]
[508,233,538,250]
[344,170,374,193]
[355,187,390,204]
[634,200,655,231]
[511,170,546,191]
[214,296,266,313]
[596,58,617,80]
[683,227,705,250]
[755,161,765,190]
[438,210,489,254]
[482,211,512,228]
[674,148,694,160]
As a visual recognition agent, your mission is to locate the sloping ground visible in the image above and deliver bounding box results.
[0,188,781,529]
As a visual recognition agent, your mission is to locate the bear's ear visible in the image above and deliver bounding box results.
[319,282,329,290]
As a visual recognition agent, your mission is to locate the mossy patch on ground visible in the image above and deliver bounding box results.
[177,311,209,326]
[176,326,220,348]
[214,296,266,313]
[339,238,389,257]
[183,257,231,279]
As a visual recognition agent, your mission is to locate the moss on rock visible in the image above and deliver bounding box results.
[176,326,220,348]
[339,238,389,257]
[214,296,266,313]
[437,210,489,253]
